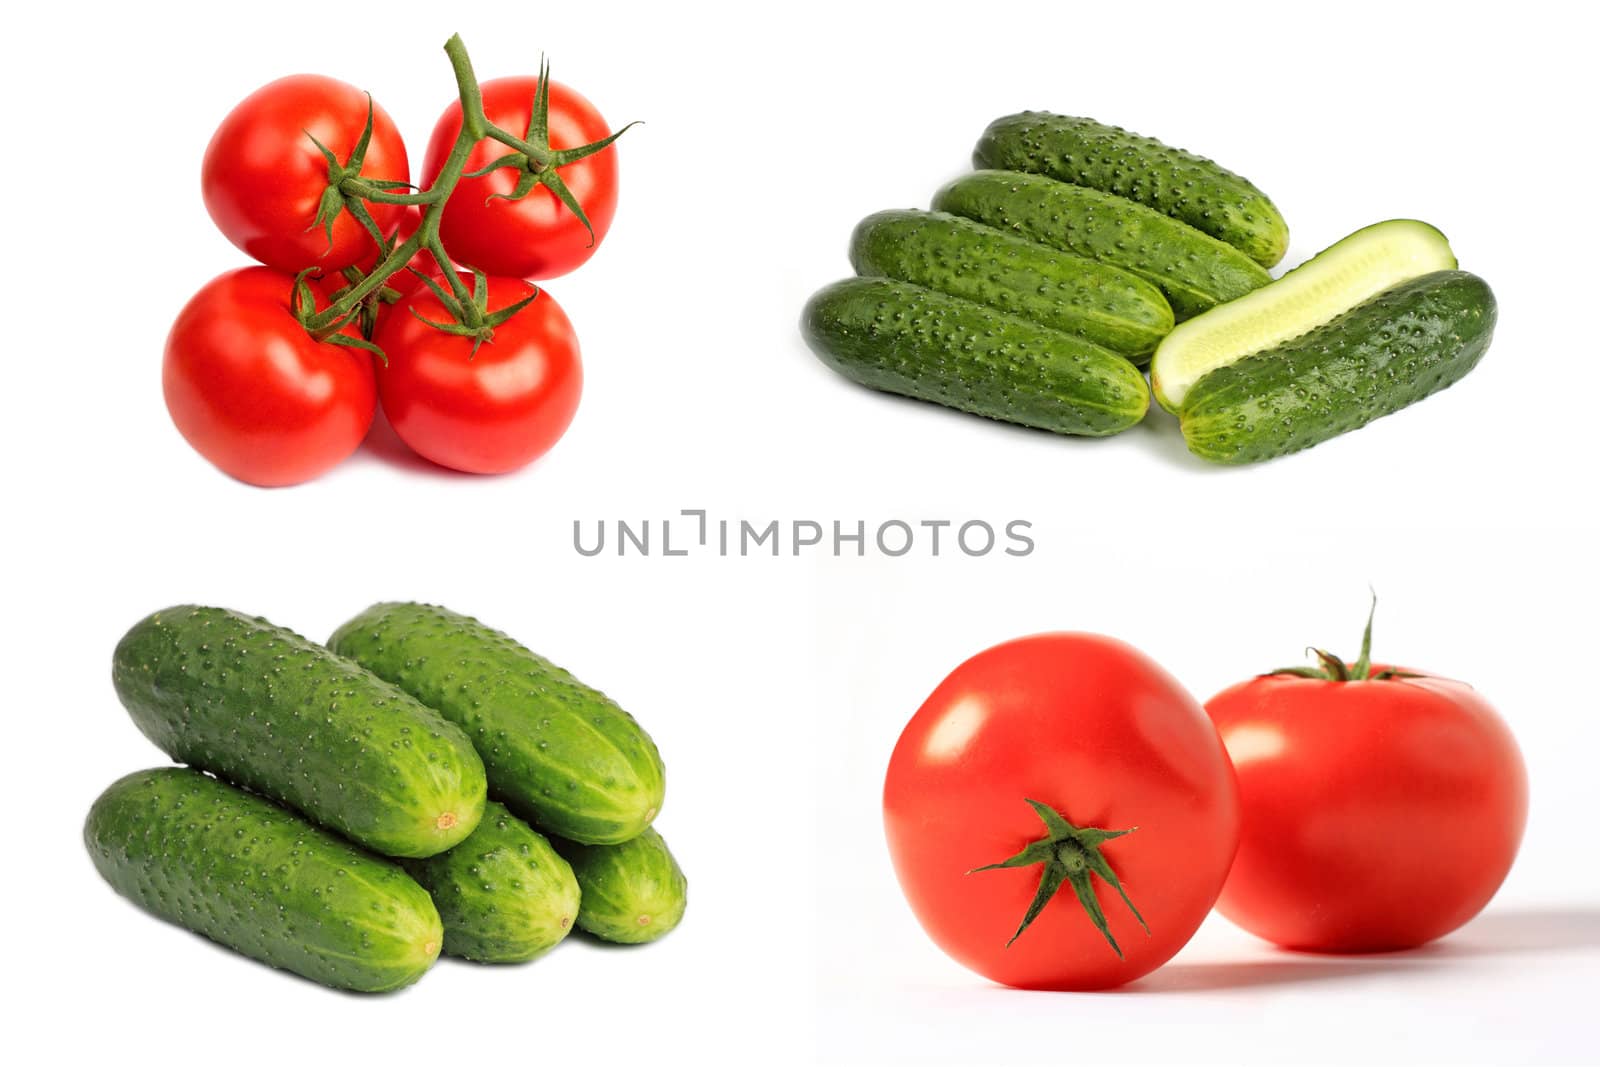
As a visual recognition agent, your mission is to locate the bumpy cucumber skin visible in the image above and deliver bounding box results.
[934,170,1270,320]
[404,801,580,964]
[85,768,442,993]
[974,113,1289,267]
[329,603,666,846]
[112,606,487,859]
[849,208,1172,357]
[802,277,1149,436]
[1180,271,1495,464]
[556,828,687,945]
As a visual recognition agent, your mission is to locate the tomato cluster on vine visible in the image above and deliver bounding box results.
[163,36,628,486]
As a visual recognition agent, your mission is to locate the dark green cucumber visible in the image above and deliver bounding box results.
[934,171,1270,319]
[802,277,1149,436]
[112,606,487,858]
[556,828,687,945]
[849,209,1172,357]
[85,768,442,993]
[974,113,1289,267]
[1180,271,1496,464]
[329,603,665,846]
[404,801,580,963]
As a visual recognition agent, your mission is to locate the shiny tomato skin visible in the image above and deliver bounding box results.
[373,275,581,474]
[1207,669,1527,952]
[422,76,619,280]
[164,268,375,487]
[203,74,409,273]
[884,634,1240,990]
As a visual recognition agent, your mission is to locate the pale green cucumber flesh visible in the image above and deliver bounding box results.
[1180,270,1495,464]
[848,207,1172,358]
[85,768,442,993]
[802,277,1150,437]
[1151,219,1457,412]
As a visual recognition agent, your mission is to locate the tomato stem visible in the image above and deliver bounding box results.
[1263,593,1420,682]
[969,799,1148,957]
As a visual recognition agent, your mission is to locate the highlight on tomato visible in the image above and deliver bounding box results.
[163,268,376,487]
[202,75,409,273]
[883,633,1240,990]
[1206,599,1528,953]
[373,273,581,475]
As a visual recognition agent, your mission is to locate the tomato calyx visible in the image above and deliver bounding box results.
[407,269,538,356]
[289,269,385,359]
[1264,595,1422,683]
[463,56,637,247]
[305,98,413,260]
[970,799,1148,957]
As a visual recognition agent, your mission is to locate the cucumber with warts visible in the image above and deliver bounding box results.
[1151,219,1456,412]
[974,112,1289,267]
[802,277,1149,436]
[404,801,581,963]
[112,606,487,858]
[934,170,1270,320]
[329,602,666,846]
[85,767,443,993]
[557,828,687,945]
[849,208,1172,358]
[1180,270,1496,464]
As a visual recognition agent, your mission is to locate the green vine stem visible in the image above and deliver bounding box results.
[1263,594,1421,682]
[300,34,626,339]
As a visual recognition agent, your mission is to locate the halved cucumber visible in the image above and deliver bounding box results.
[1150,220,1456,412]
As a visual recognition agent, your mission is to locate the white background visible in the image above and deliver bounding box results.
[4,1,1598,1064]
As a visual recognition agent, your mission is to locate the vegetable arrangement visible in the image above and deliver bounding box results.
[883,601,1525,990]
[87,603,685,992]
[803,113,1496,463]
[166,36,630,485]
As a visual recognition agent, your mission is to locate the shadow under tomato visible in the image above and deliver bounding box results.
[1124,907,1600,995]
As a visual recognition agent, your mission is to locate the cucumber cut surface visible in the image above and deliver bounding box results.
[1150,220,1456,412]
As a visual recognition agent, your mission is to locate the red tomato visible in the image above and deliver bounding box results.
[1207,637,1527,952]
[422,76,619,279]
[884,634,1240,990]
[164,268,376,487]
[373,275,581,474]
[202,75,409,273]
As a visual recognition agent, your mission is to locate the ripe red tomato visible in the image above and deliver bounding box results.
[422,76,619,280]
[883,634,1240,990]
[372,275,581,474]
[202,75,409,273]
[1206,625,1527,952]
[164,268,376,487]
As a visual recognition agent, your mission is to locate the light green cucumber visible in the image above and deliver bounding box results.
[556,828,687,945]
[1151,219,1457,412]
[112,606,487,858]
[849,208,1172,358]
[1180,271,1496,464]
[404,801,581,963]
[934,170,1270,320]
[974,112,1289,266]
[802,277,1149,436]
[329,603,666,846]
[85,768,442,993]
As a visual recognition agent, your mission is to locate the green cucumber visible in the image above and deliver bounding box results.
[801,277,1149,436]
[112,606,487,858]
[557,828,687,945]
[974,112,1289,267]
[404,801,580,963]
[849,208,1172,358]
[85,767,442,993]
[329,603,666,846]
[934,170,1270,320]
[1180,271,1496,464]
[1151,219,1456,411]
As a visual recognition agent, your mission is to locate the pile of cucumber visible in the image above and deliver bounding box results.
[85,603,687,993]
[802,112,1496,463]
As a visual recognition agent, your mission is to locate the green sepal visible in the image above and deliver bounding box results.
[969,799,1146,957]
